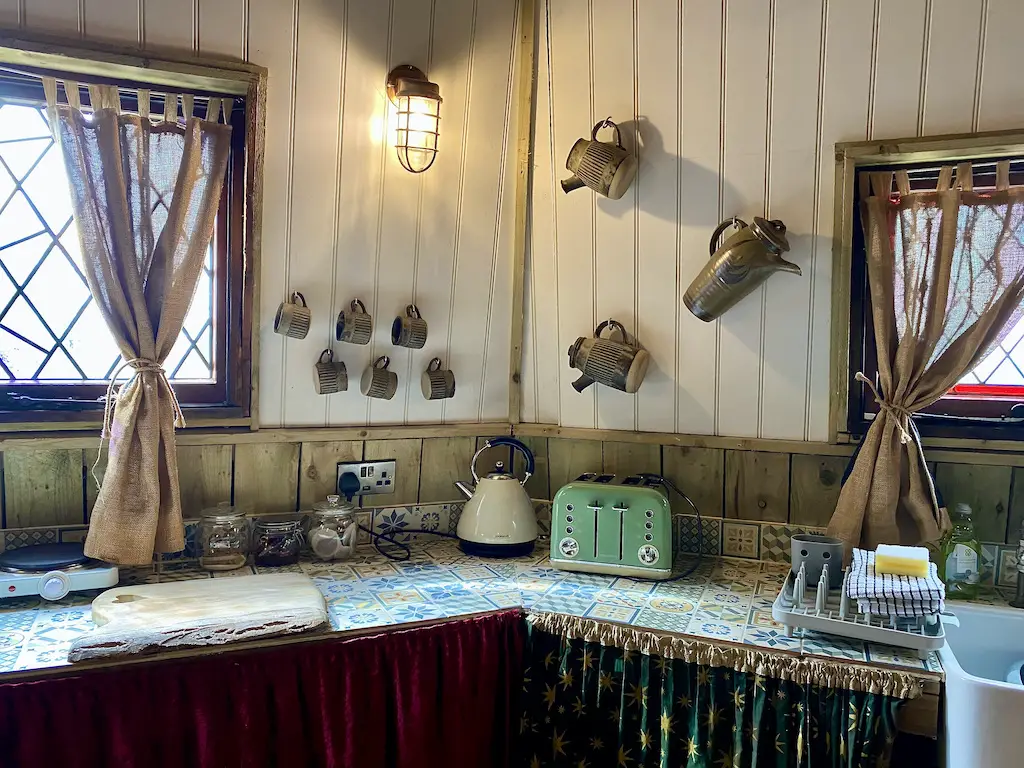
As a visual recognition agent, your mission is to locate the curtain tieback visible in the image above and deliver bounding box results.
[855,371,913,444]
[91,358,187,489]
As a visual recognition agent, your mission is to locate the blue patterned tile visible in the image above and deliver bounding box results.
[864,643,929,669]
[4,529,58,550]
[676,515,721,556]
[583,602,639,623]
[981,543,999,586]
[743,628,801,650]
[420,583,473,601]
[432,594,497,614]
[532,595,593,616]
[801,632,866,661]
[685,618,745,642]
[388,603,446,622]
[634,609,692,634]
[330,607,395,631]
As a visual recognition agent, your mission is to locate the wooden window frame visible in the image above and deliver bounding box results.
[0,30,265,432]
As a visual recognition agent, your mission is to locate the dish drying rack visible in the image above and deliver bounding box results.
[771,562,945,659]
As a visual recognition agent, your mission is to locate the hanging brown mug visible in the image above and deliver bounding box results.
[274,292,311,339]
[336,299,373,345]
[421,357,456,400]
[392,304,428,349]
[314,349,348,395]
[567,319,650,394]
[361,356,398,400]
[561,118,637,200]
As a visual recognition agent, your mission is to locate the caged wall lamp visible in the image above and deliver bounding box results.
[386,65,442,173]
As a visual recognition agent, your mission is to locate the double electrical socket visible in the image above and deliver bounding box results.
[336,460,398,498]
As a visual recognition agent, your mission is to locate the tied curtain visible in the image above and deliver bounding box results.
[0,611,526,768]
[518,618,904,768]
[44,80,232,565]
[829,162,1024,552]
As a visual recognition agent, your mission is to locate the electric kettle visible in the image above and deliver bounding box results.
[454,437,537,557]
[561,118,637,199]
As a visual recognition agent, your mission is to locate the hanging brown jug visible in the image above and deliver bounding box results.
[683,217,800,322]
[568,320,650,393]
[561,118,637,200]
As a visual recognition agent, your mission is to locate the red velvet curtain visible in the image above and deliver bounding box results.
[0,610,525,768]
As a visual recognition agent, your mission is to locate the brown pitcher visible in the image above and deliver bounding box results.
[683,217,800,322]
[561,118,637,200]
[568,320,650,394]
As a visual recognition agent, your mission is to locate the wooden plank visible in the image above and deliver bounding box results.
[233,443,299,514]
[602,441,660,478]
[789,453,849,527]
[976,0,1024,131]
[281,0,345,427]
[676,0,722,435]
[363,438,421,506]
[758,0,820,441]
[634,0,680,434]
[896,691,939,739]
[662,445,724,518]
[298,440,362,508]
[176,445,233,518]
[144,0,195,50]
[3,449,83,527]
[716,0,770,438]
[248,0,297,425]
[870,0,927,139]
[1006,467,1024,546]
[547,438,603,492]
[418,437,476,503]
[591,0,637,432]
[548,0,596,429]
[921,0,983,136]
[83,0,139,44]
[934,463,1012,543]
[724,450,790,523]
[815,0,875,442]
[199,0,244,58]
[444,0,519,424]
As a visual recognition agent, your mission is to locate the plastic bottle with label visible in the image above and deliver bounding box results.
[941,502,982,599]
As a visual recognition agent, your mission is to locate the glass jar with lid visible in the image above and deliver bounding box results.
[308,495,358,561]
[197,502,250,571]
[252,516,304,567]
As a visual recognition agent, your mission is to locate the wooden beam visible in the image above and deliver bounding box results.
[418,437,476,503]
[724,450,791,523]
[233,443,300,514]
[176,445,234,518]
[934,462,1012,543]
[298,441,362,508]
[602,441,661,477]
[789,454,849,527]
[364,439,421,506]
[3,448,84,527]
[547,438,603,491]
[662,446,725,518]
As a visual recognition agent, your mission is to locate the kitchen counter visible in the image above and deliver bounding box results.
[0,538,979,681]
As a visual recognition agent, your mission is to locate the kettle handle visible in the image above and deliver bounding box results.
[471,437,535,485]
[594,319,628,344]
[709,217,747,257]
[591,117,622,148]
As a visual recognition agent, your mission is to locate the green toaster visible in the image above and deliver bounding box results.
[550,473,673,579]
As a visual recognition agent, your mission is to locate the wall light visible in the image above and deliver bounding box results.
[386,65,442,174]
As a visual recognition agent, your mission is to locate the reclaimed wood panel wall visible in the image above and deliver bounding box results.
[522,0,1024,441]
[0,0,522,427]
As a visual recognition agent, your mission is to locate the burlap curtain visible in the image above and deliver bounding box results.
[829,162,1024,554]
[44,80,232,565]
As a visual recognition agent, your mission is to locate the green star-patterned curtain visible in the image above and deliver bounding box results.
[517,624,902,768]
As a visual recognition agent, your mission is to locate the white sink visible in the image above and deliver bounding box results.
[940,602,1024,767]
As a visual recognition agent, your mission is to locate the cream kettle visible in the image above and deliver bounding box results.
[454,437,537,557]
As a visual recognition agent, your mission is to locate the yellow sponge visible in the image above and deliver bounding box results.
[874,544,930,578]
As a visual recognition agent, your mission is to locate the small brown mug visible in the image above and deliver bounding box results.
[391,304,428,349]
[274,292,311,339]
[314,349,348,395]
[421,357,455,400]
[336,299,372,345]
[361,356,398,400]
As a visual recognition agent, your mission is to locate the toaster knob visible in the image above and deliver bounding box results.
[637,544,659,565]
[558,537,580,558]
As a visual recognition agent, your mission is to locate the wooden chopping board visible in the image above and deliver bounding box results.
[69,573,329,663]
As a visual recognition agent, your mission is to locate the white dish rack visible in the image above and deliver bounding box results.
[772,562,945,659]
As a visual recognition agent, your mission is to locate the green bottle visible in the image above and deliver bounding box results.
[942,503,982,599]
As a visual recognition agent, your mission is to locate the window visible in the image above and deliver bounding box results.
[835,133,1024,442]
[0,65,256,427]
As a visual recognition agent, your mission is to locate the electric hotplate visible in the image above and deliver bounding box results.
[0,542,118,601]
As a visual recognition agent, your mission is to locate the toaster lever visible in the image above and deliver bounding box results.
[587,503,603,511]
[612,504,628,513]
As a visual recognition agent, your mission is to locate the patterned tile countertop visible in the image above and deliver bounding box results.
[2,538,1003,680]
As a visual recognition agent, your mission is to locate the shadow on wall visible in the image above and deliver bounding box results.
[592,116,739,225]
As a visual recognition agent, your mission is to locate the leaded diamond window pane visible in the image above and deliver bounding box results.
[0,103,214,383]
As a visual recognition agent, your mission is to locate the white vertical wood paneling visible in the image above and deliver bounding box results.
[143,0,194,50]
[23,0,80,35]
[281,0,344,426]
[976,0,1024,131]
[527,0,1024,440]
[248,0,297,426]
[591,0,637,432]
[548,0,596,428]
[199,0,244,58]
[870,0,927,139]
[634,0,678,433]
[84,0,139,43]
[0,1,20,26]
[675,0,722,435]
[327,0,389,427]
[921,0,983,136]
[758,0,821,441]
[715,1,770,438]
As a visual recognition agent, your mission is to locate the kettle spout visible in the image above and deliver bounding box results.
[777,258,802,276]
[560,175,587,194]
[454,480,475,501]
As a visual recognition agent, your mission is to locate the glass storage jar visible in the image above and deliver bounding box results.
[252,516,304,567]
[308,495,358,561]
[197,503,249,571]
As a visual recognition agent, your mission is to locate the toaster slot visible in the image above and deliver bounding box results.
[574,472,598,482]
[594,474,615,483]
